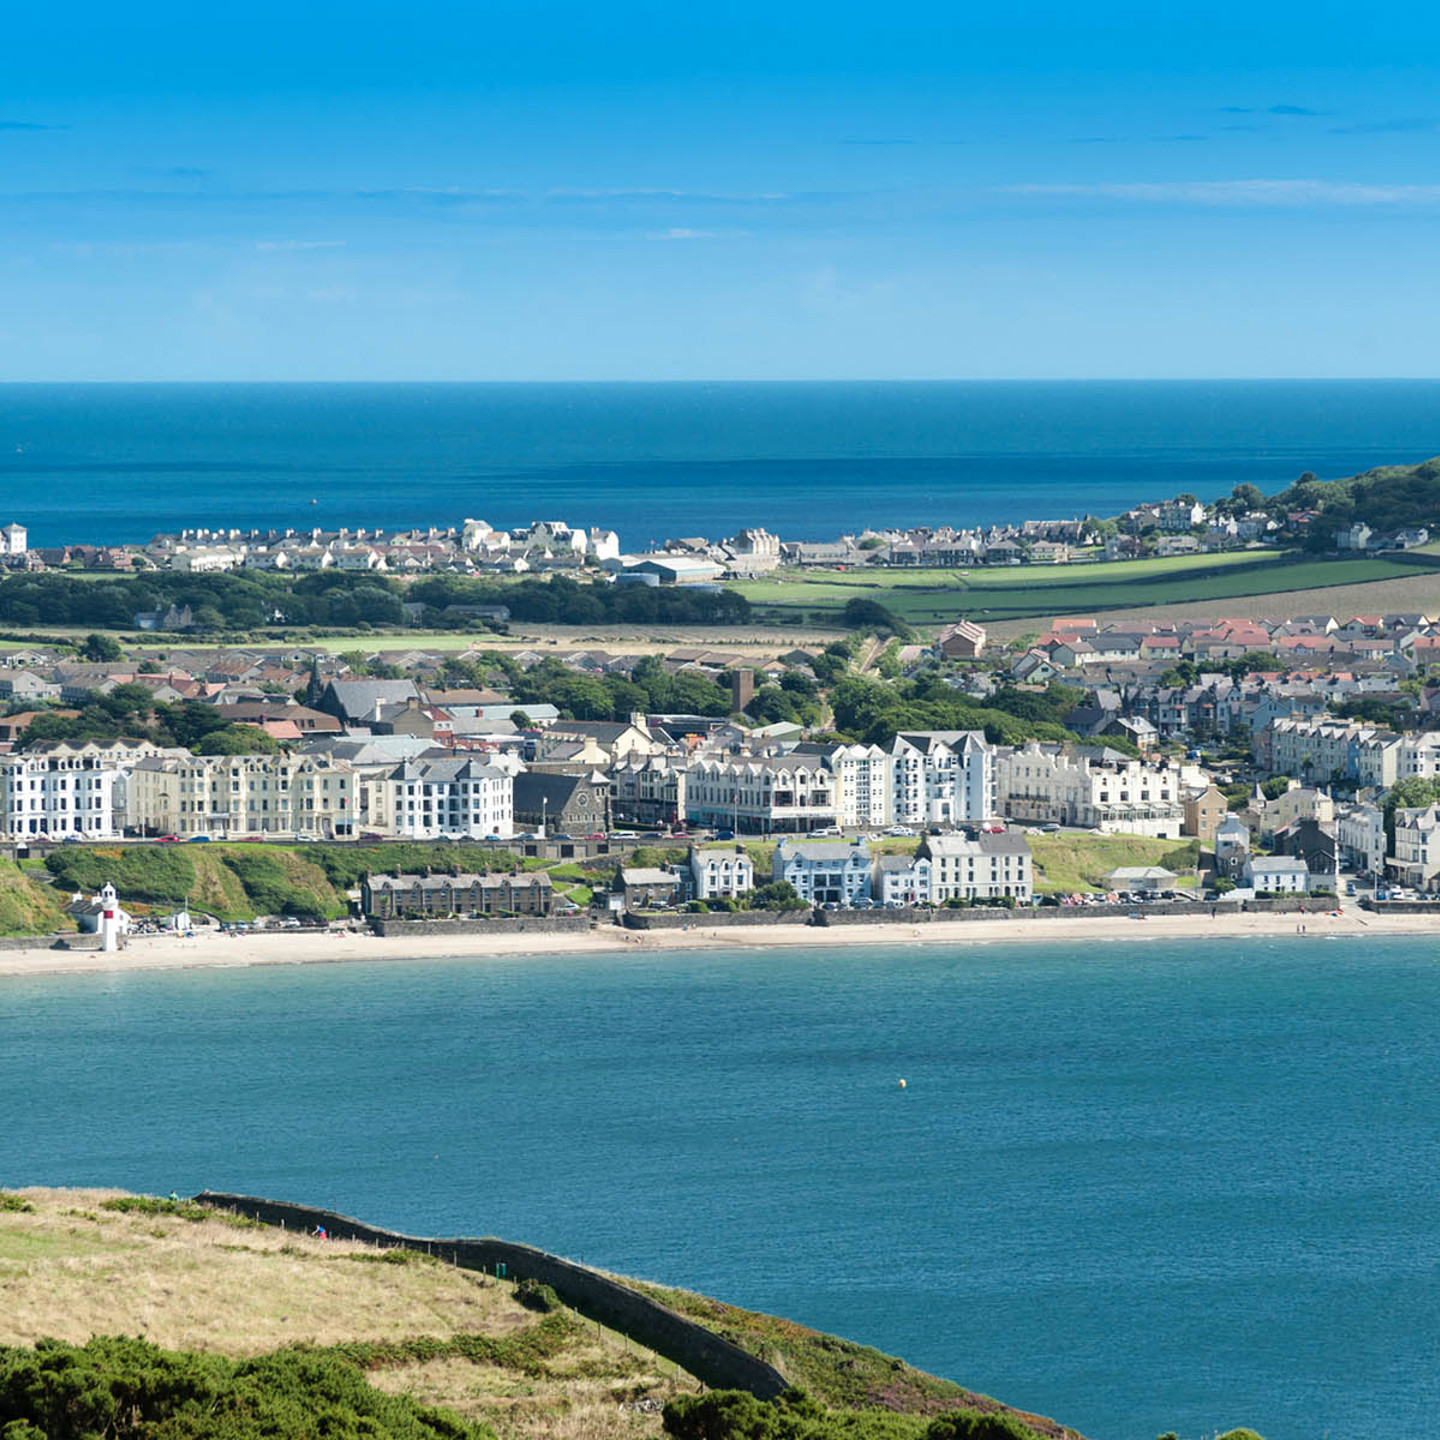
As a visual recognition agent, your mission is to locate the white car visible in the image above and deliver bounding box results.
[885,826,915,837]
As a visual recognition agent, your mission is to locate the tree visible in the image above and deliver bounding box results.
[80,632,122,662]
[1230,482,1264,511]
[750,881,807,912]
[195,724,281,755]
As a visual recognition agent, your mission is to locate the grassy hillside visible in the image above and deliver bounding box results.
[1028,835,1200,894]
[0,858,74,937]
[43,844,349,923]
[0,1188,1083,1440]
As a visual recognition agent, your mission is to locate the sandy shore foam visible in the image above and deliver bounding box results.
[0,906,1428,978]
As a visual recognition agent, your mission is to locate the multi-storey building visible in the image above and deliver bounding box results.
[1397,733,1440,780]
[128,753,357,838]
[1391,805,1440,891]
[1336,801,1386,876]
[890,731,993,826]
[996,743,1184,837]
[793,742,891,828]
[611,754,688,828]
[388,757,513,839]
[1264,717,1400,787]
[873,853,932,906]
[362,870,552,918]
[0,750,121,839]
[685,754,837,834]
[772,838,871,905]
[688,844,755,901]
[919,831,1033,902]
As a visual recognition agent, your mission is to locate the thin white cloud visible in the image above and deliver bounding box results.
[1001,179,1440,207]
[651,227,749,241]
[255,239,346,251]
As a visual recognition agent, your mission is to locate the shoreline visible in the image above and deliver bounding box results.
[0,906,1431,978]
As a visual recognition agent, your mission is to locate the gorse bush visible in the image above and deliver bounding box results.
[0,1335,492,1440]
[100,1195,211,1223]
[662,1390,1041,1440]
[513,1278,562,1313]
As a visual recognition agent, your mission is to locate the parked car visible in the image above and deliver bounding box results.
[360,831,384,841]
[812,826,842,837]
[715,829,736,841]
[156,835,181,844]
[187,834,211,843]
[885,826,915,837]
[62,834,83,845]
[611,830,638,839]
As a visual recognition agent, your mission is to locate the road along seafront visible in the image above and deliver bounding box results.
[0,904,1421,978]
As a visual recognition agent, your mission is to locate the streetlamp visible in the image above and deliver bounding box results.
[540,795,548,839]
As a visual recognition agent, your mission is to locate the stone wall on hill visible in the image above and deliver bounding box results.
[194,1191,790,1401]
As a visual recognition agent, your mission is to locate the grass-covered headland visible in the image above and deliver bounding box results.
[0,1188,1268,1440]
[0,1188,1098,1440]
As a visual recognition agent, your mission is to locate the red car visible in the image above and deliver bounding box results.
[156,835,181,843]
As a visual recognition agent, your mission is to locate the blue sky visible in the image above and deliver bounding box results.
[3,0,1439,380]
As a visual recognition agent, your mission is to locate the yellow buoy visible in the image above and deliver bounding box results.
[897,1078,907,1090]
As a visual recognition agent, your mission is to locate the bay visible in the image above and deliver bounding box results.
[3,936,1439,1440]
[3,380,1440,547]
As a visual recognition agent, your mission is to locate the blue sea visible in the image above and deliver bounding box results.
[4,937,1440,1440]
[2,380,1440,548]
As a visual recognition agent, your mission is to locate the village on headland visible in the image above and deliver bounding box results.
[4,455,1440,954]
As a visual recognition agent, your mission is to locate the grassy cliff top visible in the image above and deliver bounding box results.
[0,1188,1083,1440]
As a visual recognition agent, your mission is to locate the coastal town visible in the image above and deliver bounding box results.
[7,474,1440,937]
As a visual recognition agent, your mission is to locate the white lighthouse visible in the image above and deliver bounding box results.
[98,881,126,952]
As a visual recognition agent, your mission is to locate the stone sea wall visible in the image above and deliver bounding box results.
[194,1191,790,1400]
[622,910,806,930]
[368,915,591,938]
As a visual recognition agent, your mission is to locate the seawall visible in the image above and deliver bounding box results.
[194,1191,791,1400]
[368,916,592,938]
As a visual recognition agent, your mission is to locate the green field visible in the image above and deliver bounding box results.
[730,550,1428,626]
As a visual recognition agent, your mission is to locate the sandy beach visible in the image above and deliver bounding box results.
[0,906,1432,979]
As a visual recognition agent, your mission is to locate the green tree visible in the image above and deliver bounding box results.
[195,724,281,755]
[80,632,122,662]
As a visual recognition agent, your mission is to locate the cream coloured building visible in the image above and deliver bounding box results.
[996,742,1184,838]
[127,753,358,838]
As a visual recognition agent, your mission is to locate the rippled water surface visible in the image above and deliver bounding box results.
[4,936,1438,1440]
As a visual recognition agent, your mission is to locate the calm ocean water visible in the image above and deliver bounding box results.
[3,938,1438,1440]
[2,380,1440,547]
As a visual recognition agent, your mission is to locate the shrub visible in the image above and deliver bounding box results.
[100,1195,211,1223]
[514,1278,562,1313]
[662,1391,1036,1440]
[0,1192,34,1213]
[0,1335,492,1440]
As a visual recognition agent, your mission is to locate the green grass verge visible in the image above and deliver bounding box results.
[1027,834,1201,894]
